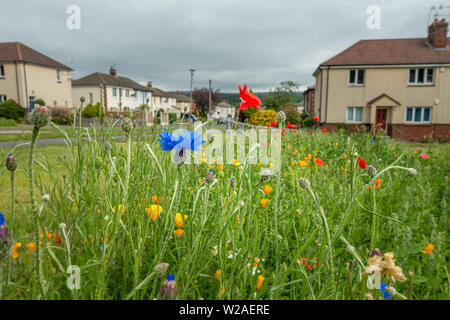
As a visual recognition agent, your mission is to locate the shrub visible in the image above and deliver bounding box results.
[0,117,17,127]
[301,116,316,128]
[82,103,102,118]
[248,109,277,127]
[0,99,26,120]
[49,106,73,125]
[169,113,177,124]
[282,106,302,126]
[35,98,46,106]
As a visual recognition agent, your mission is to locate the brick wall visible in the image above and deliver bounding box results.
[322,122,450,142]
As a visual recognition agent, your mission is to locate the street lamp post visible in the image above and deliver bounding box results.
[189,68,196,122]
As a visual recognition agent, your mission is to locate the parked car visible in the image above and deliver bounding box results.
[179,113,199,122]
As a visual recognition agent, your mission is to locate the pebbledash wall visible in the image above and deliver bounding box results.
[314,66,450,142]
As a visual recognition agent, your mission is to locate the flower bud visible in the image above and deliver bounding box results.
[276,111,286,124]
[298,177,310,189]
[158,273,179,300]
[366,165,377,177]
[6,154,17,171]
[121,117,136,134]
[370,248,382,257]
[406,168,417,177]
[260,169,272,181]
[154,263,169,278]
[28,106,52,128]
[205,169,214,184]
[95,156,103,169]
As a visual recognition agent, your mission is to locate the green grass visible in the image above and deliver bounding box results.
[0,123,448,300]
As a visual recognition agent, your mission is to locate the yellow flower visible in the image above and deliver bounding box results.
[12,242,22,259]
[306,154,312,160]
[298,160,308,166]
[26,242,36,252]
[343,153,347,159]
[261,198,270,208]
[174,229,184,238]
[261,185,273,195]
[425,244,434,255]
[175,213,188,228]
[256,275,264,290]
[219,164,224,171]
[147,205,163,222]
[215,269,222,280]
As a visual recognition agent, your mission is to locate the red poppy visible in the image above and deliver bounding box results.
[356,157,367,169]
[321,127,327,132]
[313,116,320,122]
[308,130,313,134]
[238,84,261,111]
[314,158,326,166]
[286,122,298,130]
[268,121,277,128]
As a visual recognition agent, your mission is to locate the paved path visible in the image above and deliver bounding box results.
[0,135,133,149]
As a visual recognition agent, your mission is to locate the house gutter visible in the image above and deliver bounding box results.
[324,66,330,124]
[14,62,20,105]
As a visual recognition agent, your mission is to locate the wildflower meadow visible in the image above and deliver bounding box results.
[0,104,448,301]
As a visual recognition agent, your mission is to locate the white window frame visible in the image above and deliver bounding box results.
[348,69,365,86]
[0,95,7,102]
[56,70,61,82]
[113,88,117,97]
[126,89,130,97]
[405,107,431,123]
[346,107,363,123]
[0,65,5,78]
[408,68,434,85]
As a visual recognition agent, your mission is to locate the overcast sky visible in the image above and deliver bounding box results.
[1,0,448,92]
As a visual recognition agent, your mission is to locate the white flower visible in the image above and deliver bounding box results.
[42,194,50,201]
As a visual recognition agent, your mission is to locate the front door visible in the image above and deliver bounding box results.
[29,96,35,111]
[375,109,387,132]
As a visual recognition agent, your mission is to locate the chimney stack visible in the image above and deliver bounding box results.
[147,81,152,88]
[109,66,117,76]
[428,19,448,49]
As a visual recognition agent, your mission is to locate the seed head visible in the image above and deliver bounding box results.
[406,168,417,177]
[370,248,382,257]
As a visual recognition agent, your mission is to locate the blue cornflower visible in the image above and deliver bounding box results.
[157,129,204,152]
[379,283,392,299]
[167,273,175,281]
[370,140,375,143]
[157,129,183,151]
[0,212,5,226]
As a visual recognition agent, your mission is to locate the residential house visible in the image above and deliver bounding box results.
[303,86,315,116]
[0,42,73,110]
[211,100,235,120]
[295,101,305,114]
[72,67,152,111]
[146,82,177,124]
[313,19,450,141]
[172,91,196,115]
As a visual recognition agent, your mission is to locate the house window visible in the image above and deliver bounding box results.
[0,65,4,77]
[346,107,363,123]
[113,88,117,97]
[57,70,61,82]
[0,95,7,102]
[405,107,431,123]
[119,88,122,97]
[89,93,93,103]
[349,69,365,85]
[126,89,129,97]
[409,68,434,85]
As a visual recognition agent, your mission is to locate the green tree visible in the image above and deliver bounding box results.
[263,81,300,111]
